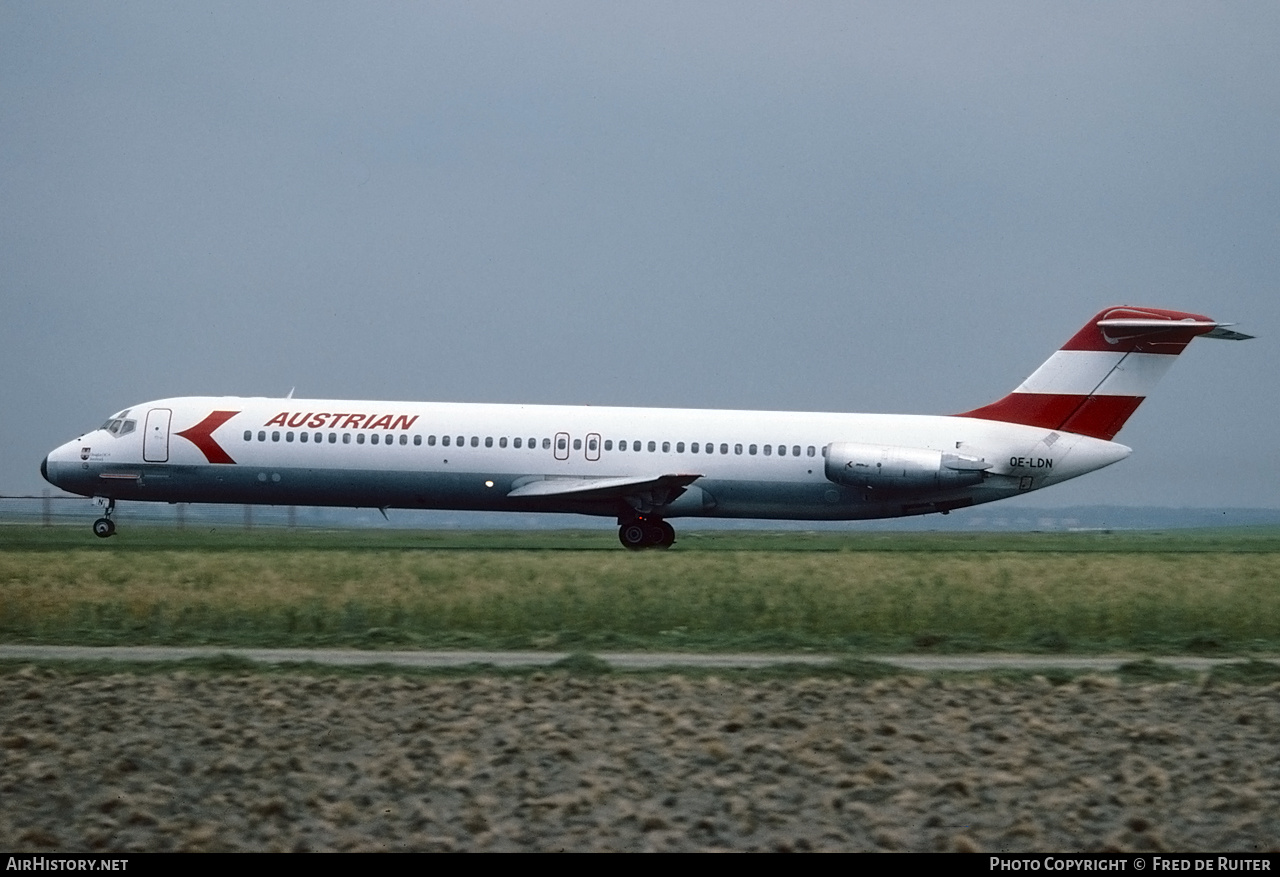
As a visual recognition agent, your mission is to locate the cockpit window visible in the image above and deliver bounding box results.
[100,414,137,437]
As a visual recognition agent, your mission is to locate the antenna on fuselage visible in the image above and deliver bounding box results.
[286,387,295,399]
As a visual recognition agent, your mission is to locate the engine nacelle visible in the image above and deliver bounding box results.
[824,442,991,493]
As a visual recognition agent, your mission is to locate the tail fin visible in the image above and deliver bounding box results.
[956,306,1252,440]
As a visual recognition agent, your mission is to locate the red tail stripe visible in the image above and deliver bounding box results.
[1060,307,1213,353]
[1060,396,1144,441]
[958,394,1142,441]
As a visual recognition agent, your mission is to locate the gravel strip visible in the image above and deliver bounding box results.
[2,667,1278,852]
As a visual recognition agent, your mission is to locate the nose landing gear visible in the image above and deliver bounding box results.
[618,516,675,551]
[93,498,116,538]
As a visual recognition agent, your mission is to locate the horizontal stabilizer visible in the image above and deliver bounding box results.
[1097,318,1254,343]
[1203,325,1254,341]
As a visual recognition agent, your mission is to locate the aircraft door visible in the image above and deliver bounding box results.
[554,432,570,461]
[585,433,601,461]
[143,408,172,462]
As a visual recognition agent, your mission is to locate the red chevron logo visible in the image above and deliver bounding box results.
[175,410,239,464]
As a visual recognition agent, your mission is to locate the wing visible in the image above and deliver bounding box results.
[507,473,702,512]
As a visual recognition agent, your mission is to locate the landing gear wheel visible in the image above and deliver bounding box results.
[619,523,648,551]
[92,497,117,538]
[657,521,675,548]
[619,519,677,550]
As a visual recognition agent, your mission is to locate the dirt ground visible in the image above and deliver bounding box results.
[2,667,1277,852]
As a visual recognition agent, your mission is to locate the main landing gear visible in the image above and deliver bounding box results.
[618,516,675,551]
[93,498,116,538]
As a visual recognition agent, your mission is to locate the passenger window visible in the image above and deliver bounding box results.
[413,435,421,446]
[557,437,567,451]
[647,441,656,452]
[272,431,280,442]
[470,436,478,448]
[776,444,784,456]
[604,439,613,451]
[542,438,551,450]
[528,437,535,448]
[371,434,379,445]
[589,437,598,451]
[300,432,308,443]
[513,437,522,449]
[720,443,728,455]
[499,437,507,448]
[485,437,493,448]
[400,434,408,446]
[820,446,827,457]
[763,445,771,456]
[691,442,699,453]
[573,438,581,451]
[662,441,670,452]
[749,444,757,455]
[329,433,337,444]
[442,435,451,447]
[457,436,464,447]
[357,434,365,445]
[343,434,351,444]
[428,435,436,446]
[286,432,294,443]
[734,444,742,455]
[244,431,252,441]
[793,446,801,457]
[676,442,684,453]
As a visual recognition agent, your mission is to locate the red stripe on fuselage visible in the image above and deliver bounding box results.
[175,410,240,464]
[956,394,1143,441]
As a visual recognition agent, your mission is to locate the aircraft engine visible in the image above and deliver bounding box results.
[824,442,991,493]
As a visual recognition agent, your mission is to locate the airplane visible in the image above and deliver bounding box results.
[40,306,1251,549]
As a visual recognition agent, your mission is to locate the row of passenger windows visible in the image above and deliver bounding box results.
[609,440,818,457]
[241,430,821,457]
[245,430,418,446]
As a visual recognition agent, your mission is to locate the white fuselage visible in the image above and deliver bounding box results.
[42,396,1131,522]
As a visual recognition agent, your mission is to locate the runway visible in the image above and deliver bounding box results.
[1,644,1273,672]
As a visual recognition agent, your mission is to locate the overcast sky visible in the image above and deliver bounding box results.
[3,2,1277,509]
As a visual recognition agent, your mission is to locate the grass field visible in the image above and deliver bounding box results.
[2,524,1278,654]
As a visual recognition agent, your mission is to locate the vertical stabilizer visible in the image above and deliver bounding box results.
[955,306,1251,440]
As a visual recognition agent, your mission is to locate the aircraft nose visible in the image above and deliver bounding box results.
[40,453,52,485]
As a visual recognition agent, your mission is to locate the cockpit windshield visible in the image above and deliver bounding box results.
[99,409,136,437]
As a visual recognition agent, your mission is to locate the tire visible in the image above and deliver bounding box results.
[658,521,675,547]
[93,518,114,538]
[619,523,648,550]
[644,523,668,548]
